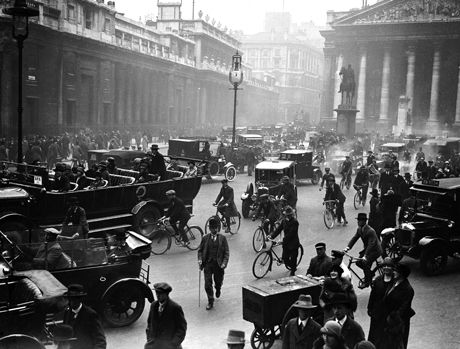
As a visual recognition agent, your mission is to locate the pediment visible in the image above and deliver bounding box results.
[334,0,460,26]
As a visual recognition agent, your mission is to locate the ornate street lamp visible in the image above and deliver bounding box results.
[228,50,243,147]
[3,0,39,163]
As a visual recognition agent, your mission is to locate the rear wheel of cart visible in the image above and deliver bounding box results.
[252,227,266,253]
[225,166,237,181]
[134,205,161,238]
[101,283,145,327]
[252,251,272,279]
[185,226,203,251]
[250,326,275,349]
[149,229,171,255]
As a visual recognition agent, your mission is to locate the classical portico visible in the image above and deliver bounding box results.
[320,0,460,135]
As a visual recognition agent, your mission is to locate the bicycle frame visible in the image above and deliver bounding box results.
[345,253,383,287]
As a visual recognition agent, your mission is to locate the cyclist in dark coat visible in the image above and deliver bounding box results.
[214,179,238,233]
[354,166,369,205]
[253,193,278,234]
[325,177,347,225]
[165,190,191,245]
[277,176,297,208]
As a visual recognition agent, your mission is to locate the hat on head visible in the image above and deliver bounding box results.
[369,188,379,197]
[293,294,317,309]
[283,206,294,216]
[367,150,373,153]
[221,178,228,183]
[208,217,220,229]
[321,320,342,339]
[153,282,172,294]
[382,257,394,267]
[53,163,66,172]
[428,160,433,163]
[404,172,411,179]
[330,292,351,306]
[384,163,391,169]
[356,213,367,221]
[282,175,290,183]
[329,264,344,275]
[315,242,326,249]
[226,330,246,345]
[50,324,76,342]
[151,144,159,150]
[394,263,411,279]
[44,228,61,236]
[165,189,176,196]
[331,249,345,258]
[355,341,377,349]
[393,168,400,173]
[65,284,87,297]
[107,157,115,163]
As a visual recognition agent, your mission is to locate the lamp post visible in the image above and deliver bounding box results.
[228,50,243,148]
[3,0,39,163]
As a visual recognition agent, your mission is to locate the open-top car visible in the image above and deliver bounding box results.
[279,150,322,185]
[381,178,460,276]
[241,160,296,218]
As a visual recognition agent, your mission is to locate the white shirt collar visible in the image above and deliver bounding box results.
[336,315,347,327]
[298,318,308,327]
[72,303,83,316]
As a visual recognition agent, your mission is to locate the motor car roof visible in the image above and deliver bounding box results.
[280,149,312,155]
[103,149,146,159]
[423,137,460,146]
[413,178,460,191]
[239,134,263,139]
[380,143,406,148]
[256,160,295,170]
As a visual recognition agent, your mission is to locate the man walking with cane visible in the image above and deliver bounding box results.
[198,217,230,310]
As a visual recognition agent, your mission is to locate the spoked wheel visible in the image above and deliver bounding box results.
[149,229,171,255]
[185,226,203,250]
[134,206,161,238]
[381,235,403,262]
[101,283,146,327]
[205,215,222,234]
[323,209,334,229]
[252,227,266,253]
[252,251,272,279]
[353,191,361,210]
[250,327,276,349]
[228,212,241,234]
[225,166,237,181]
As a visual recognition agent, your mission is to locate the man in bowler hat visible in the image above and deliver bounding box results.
[282,294,321,349]
[145,282,187,349]
[148,144,166,180]
[62,284,106,349]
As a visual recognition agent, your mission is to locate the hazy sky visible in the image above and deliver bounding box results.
[115,0,378,33]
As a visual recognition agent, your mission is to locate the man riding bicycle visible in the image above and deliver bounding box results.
[164,189,191,246]
[276,176,297,208]
[353,166,369,205]
[214,179,238,233]
[320,167,335,191]
[340,155,353,189]
[325,177,347,225]
[267,206,300,276]
[252,193,278,234]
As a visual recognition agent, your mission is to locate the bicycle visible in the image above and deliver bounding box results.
[252,217,282,253]
[252,240,304,279]
[205,205,241,235]
[344,252,384,289]
[340,172,352,190]
[353,185,367,209]
[148,216,203,255]
[323,200,337,229]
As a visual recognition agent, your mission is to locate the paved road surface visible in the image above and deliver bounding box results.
[106,174,460,349]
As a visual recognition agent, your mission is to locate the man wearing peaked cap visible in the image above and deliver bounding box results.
[164,189,191,246]
[282,294,321,349]
[306,242,333,278]
[145,282,187,349]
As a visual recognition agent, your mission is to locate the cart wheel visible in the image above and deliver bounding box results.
[101,283,145,327]
[185,225,203,251]
[225,166,237,181]
[252,227,266,253]
[250,327,275,349]
[252,251,272,279]
[353,191,361,210]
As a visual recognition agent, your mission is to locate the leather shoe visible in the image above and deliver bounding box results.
[216,289,221,298]
[206,302,213,310]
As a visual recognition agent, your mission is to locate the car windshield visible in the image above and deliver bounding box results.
[256,168,286,183]
[413,190,457,219]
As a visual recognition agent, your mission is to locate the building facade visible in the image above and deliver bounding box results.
[243,13,324,124]
[0,0,278,136]
[320,0,460,135]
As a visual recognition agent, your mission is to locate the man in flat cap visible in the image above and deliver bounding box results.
[164,190,191,246]
[145,282,187,349]
[33,228,73,270]
[306,242,333,278]
[148,144,166,180]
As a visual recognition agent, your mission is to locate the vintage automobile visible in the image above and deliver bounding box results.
[241,160,296,218]
[381,178,460,276]
[279,150,322,185]
[236,134,264,147]
[167,138,237,181]
[1,228,154,328]
[87,149,147,169]
[327,150,360,174]
[422,137,460,163]
[376,142,407,167]
[0,161,202,243]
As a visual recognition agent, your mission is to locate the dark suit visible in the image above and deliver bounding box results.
[145,298,187,349]
[306,255,333,277]
[282,317,321,349]
[379,170,393,195]
[215,185,238,216]
[340,316,365,349]
[149,152,166,179]
[75,175,91,190]
[271,217,300,273]
[63,206,89,239]
[277,182,297,208]
[53,175,71,192]
[198,233,230,304]
[367,275,394,345]
[62,304,106,349]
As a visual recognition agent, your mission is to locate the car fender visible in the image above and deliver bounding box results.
[381,227,396,237]
[224,162,234,169]
[131,200,161,215]
[102,278,154,303]
[419,236,448,249]
[0,212,30,226]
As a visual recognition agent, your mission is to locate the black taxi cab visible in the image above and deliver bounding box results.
[279,150,322,185]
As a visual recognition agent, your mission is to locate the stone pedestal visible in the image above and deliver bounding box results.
[334,104,359,138]
[395,95,410,136]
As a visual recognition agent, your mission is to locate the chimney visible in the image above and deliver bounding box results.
[107,1,116,8]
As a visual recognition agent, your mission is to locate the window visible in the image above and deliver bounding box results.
[274,49,281,57]
[103,18,111,33]
[85,8,92,29]
[67,4,75,20]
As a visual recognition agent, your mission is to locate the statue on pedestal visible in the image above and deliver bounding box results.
[338,64,356,106]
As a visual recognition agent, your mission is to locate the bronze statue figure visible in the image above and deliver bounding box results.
[338,64,356,106]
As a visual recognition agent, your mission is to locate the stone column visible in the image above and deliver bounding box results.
[356,45,367,132]
[319,49,335,126]
[453,65,460,127]
[405,46,416,121]
[378,45,391,129]
[333,53,344,112]
[427,43,442,130]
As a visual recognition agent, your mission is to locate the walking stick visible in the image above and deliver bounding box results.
[198,268,202,307]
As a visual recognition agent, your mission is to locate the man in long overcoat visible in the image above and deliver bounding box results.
[214,179,238,233]
[145,282,187,349]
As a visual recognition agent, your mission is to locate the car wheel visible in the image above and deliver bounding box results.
[101,283,145,327]
[381,235,403,262]
[134,205,161,238]
[242,200,251,218]
[225,166,237,181]
[209,161,219,176]
[420,247,448,276]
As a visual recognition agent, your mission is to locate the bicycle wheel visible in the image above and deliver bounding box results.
[252,251,272,279]
[229,212,241,235]
[323,209,334,229]
[185,226,203,251]
[340,179,345,190]
[149,229,171,255]
[252,227,266,253]
[353,191,361,210]
[204,215,221,234]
